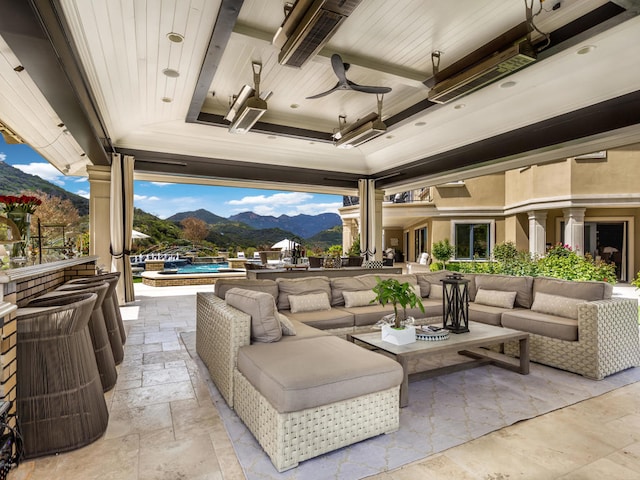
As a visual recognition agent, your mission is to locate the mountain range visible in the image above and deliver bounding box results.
[1,162,342,247]
[167,209,340,239]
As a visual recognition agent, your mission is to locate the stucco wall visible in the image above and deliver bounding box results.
[571,147,640,195]
[433,174,505,207]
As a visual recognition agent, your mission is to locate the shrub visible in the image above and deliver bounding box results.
[432,239,454,268]
[493,241,518,263]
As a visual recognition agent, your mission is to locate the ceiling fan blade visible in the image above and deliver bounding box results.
[306,81,341,99]
[349,84,392,95]
[331,54,349,84]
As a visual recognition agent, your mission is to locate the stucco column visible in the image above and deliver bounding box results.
[527,210,547,258]
[563,207,586,256]
[342,217,358,254]
[87,165,112,269]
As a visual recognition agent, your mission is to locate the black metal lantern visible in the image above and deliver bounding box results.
[441,273,470,333]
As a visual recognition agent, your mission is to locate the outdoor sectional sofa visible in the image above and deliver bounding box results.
[196,272,640,470]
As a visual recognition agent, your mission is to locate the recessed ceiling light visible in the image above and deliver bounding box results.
[386,135,395,139]
[267,136,277,140]
[414,121,427,127]
[577,45,596,55]
[161,97,173,103]
[454,104,466,110]
[162,68,180,78]
[13,65,24,72]
[290,103,299,109]
[500,80,517,88]
[167,32,184,43]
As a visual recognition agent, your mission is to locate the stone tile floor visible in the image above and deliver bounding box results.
[9,283,640,480]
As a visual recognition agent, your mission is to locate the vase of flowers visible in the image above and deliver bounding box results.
[0,195,42,267]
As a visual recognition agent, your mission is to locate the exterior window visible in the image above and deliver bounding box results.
[414,227,427,260]
[454,223,490,260]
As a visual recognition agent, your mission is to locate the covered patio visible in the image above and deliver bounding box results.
[1,1,640,478]
[9,282,640,480]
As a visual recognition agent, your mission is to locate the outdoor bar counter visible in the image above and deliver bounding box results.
[246,266,402,280]
[0,256,99,433]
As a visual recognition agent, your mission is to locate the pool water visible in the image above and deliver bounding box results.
[174,263,231,274]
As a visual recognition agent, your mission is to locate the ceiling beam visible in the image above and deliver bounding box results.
[375,90,640,189]
[0,0,111,165]
[119,148,365,190]
[187,0,245,123]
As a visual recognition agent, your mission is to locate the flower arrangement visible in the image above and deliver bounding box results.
[0,194,42,214]
[1,194,42,265]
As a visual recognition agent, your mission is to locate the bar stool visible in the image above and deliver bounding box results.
[65,276,124,364]
[16,292,109,458]
[38,282,117,392]
[73,272,126,344]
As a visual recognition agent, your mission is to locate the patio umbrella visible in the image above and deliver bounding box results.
[272,238,300,250]
[131,229,150,239]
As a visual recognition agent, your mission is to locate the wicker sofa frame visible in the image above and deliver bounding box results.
[503,298,640,379]
[196,292,399,472]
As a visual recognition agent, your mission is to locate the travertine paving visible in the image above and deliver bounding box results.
[9,283,640,480]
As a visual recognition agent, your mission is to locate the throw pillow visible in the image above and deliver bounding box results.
[225,288,282,343]
[276,312,297,336]
[474,288,517,309]
[289,292,331,313]
[343,289,377,308]
[531,292,586,319]
[429,284,443,299]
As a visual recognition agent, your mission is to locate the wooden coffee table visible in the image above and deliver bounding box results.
[348,322,529,407]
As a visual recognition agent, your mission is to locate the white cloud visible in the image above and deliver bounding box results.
[227,192,313,207]
[75,189,90,199]
[150,182,171,186]
[290,202,342,216]
[74,176,88,183]
[134,194,160,202]
[0,153,6,162]
[13,162,66,186]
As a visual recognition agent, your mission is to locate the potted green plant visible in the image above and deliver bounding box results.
[432,238,455,270]
[372,277,425,345]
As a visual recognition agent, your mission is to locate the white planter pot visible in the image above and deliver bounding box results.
[381,325,416,345]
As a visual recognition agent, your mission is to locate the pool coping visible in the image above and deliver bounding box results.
[141,269,246,287]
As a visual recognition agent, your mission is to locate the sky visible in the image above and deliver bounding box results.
[0,136,343,219]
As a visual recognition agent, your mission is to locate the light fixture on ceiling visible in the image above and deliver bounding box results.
[167,32,184,43]
[576,45,596,55]
[225,62,269,134]
[273,0,363,68]
[162,68,180,78]
[161,97,173,103]
[333,95,387,149]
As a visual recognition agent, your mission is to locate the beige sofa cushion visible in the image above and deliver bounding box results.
[429,284,443,299]
[237,336,402,413]
[281,307,355,330]
[289,292,331,313]
[533,277,613,301]
[343,289,377,308]
[415,271,447,297]
[530,292,586,319]
[501,310,578,341]
[215,278,278,301]
[468,303,512,326]
[226,288,282,343]
[330,276,379,306]
[276,276,331,311]
[474,288,517,309]
[278,319,329,342]
[276,312,296,335]
[474,274,534,308]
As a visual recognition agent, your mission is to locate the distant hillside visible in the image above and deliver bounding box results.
[206,223,300,249]
[228,211,340,238]
[167,209,229,225]
[0,161,89,215]
[306,225,342,247]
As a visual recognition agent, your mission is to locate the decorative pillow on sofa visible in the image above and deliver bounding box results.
[225,288,282,343]
[429,284,443,299]
[474,288,517,309]
[276,312,297,336]
[289,292,331,313]
[276,276,331,311]
[343,290,377,308]
[530,292,586,319]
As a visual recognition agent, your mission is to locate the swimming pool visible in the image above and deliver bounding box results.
[169,263,231,274]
